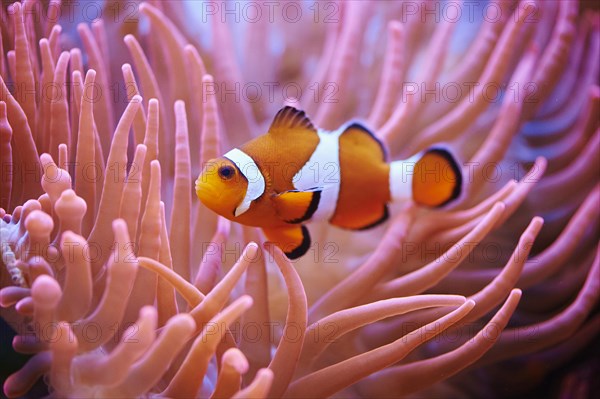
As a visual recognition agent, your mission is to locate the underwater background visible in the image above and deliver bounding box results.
[1,0,598,397]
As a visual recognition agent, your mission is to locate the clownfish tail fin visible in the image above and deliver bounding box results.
[389,148,462,207]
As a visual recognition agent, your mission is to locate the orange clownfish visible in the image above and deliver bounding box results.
[195,106,462,259]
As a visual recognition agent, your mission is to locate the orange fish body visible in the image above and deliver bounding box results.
[196,107,462,258]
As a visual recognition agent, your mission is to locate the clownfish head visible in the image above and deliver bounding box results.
[195,157,248,218]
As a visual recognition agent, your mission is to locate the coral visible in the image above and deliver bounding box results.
[1,0,598,398]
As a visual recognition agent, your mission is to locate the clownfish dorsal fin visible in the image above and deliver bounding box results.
[273,188,322,224]
[340,122,387,162]
[268,106,317,136]
[262,225,311,259]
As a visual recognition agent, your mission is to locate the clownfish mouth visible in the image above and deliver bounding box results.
[195,179,220,205]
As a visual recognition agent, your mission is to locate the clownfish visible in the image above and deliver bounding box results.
[195,106,462,259]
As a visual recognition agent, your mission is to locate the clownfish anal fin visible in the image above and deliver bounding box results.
[262,225,311,260]
[413,148,462,207]
[357,206,389,230]
[273,188,322,224]
[340,122,387,162]
[331,204,389,230]
[268,106,317,135]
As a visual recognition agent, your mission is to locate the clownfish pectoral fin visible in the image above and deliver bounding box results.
[262,225,311,259]
[268,106,317,136]
[412,148,462,207]
[340,122,387,162]
[273,188,322,224]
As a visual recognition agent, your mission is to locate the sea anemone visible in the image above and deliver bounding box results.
[1,0,598,398]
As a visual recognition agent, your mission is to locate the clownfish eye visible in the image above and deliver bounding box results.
[218,165,235,180]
